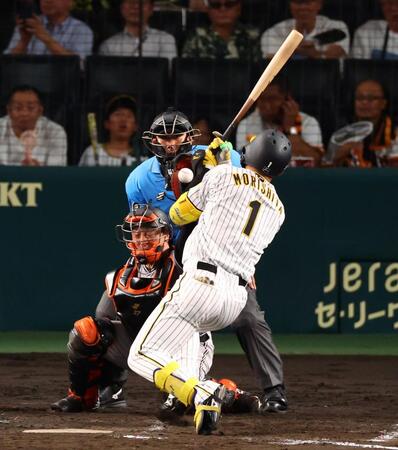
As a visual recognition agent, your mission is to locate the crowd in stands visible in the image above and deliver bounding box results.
[1,0,398,168]
[0,84,67,166]
[79,94,146,165]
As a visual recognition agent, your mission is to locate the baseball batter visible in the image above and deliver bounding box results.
[128,129,292,434]
[124,108,288,413]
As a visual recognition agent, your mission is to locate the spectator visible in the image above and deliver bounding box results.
[326,79,398,167]
[98,0,177,61]
[71,0,115,51]
[236,78,324,166]
[192,116,213,145]
[5,0,93,62]
[79,95,146,166]
[0,85,67,166]
[189,0,207,11]
[182,0,261,61]
[261,0,349,59]
[351,0,398,59]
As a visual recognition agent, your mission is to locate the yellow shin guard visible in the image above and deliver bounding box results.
[194,404,221,434]
[154,362,199,407]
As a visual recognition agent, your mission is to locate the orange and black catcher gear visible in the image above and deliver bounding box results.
[116,204,172,264]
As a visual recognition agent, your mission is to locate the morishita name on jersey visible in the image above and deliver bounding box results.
[232,171,283,214]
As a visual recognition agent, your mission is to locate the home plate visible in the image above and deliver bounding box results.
[23,429,113,434]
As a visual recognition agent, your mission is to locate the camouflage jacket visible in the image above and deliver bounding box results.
[182,22,261,62]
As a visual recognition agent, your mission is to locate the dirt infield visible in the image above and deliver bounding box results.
[1,353,398,450]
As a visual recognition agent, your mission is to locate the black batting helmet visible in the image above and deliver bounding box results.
[142,107,201,161]
[241,129,292,177]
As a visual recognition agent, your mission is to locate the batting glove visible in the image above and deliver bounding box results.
[203,147,218,169]
[207,134,233,166]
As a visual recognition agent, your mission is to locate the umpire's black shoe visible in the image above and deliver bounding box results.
[98,385,127,409]
[194,385,226,435]
[261,385,288,413]
[51,394,83,412]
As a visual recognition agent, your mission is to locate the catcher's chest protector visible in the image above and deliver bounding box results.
[108,255,181,338]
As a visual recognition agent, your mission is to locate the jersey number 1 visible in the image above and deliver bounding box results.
[242,200,262,237]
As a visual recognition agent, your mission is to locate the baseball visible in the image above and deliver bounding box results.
[178,167,194,184]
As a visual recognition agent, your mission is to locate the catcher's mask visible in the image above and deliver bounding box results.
[116,204,172,264]
[142,107,201,162]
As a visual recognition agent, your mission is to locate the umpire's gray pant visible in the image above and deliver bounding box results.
[230,287,284,390]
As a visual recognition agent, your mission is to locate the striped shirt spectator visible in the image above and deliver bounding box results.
[0,85,67,166]
[98,0,176,61]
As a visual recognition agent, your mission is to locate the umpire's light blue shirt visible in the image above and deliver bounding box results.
[125,146,241,239]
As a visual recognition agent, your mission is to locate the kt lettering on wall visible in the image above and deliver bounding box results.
[0,182,42,207]
[315,262,398,332]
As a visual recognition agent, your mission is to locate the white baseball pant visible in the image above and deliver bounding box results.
[128,264,247,403]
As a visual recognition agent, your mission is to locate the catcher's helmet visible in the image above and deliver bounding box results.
[142,107,201,161]
[116,204,172,264]
[241,129,292,177]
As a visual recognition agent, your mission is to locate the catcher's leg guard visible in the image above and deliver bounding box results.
[68,316,114,358]
[154,362,199,407]
[57,316,115,410]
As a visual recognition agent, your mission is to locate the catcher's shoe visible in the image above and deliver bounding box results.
[98,385,127,409]
[51,391,84,412]
[233,389,261,413]
[217,378,260,414]
[261,385,288,413]
[194,385,226,435]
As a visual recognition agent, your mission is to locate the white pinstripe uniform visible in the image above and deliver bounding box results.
[128,163,285,404]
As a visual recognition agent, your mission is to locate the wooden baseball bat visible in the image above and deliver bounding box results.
[222,29,303,141]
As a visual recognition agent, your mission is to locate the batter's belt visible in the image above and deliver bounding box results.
[196,261,247,287]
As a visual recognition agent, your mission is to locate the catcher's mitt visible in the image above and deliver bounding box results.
[169,153,193,198]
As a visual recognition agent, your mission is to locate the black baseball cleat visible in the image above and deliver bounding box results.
[261,385,288,413]
[98,385,127,409]
[156,394,189,426]
[233,390,261,413]
[51,394,84,412]
[221,388,261,414]
[220,387,236,411]
[194,385,226,435]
